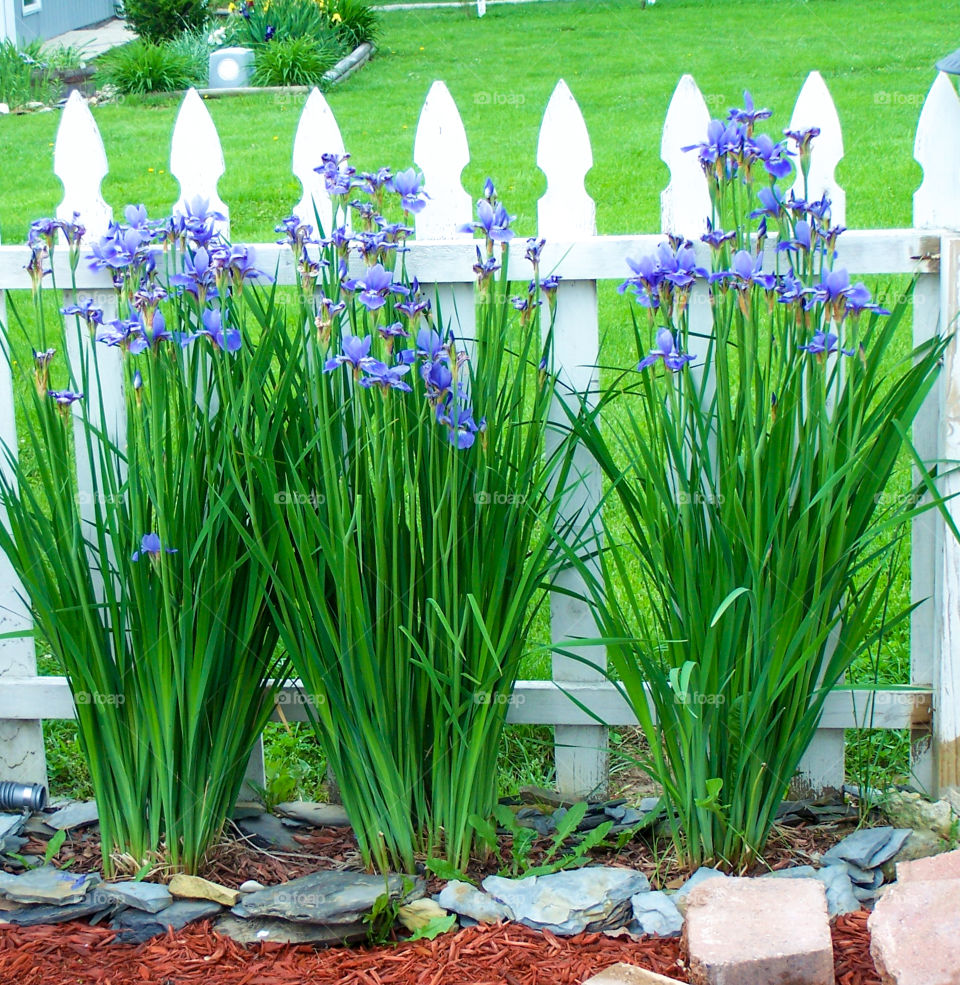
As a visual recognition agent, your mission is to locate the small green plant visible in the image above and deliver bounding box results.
[470,802,616,879]
[0,41,59,108]
[97,39,204,95]
[120,0,210,43]
[328,0,379,47]
[407,913,457,941]
[364,876,415,944]
[251,37,341,88]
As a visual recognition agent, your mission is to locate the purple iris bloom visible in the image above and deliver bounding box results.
[264,24,276,40]
[728,90,772,127]
[169,247,218,301]
[356,263,401,311]
[748,133,792,179]
[701,221,736,250]
[358,167,394,195]
[436,396,483,450]
[61,297,104,326]
[684,118,743,170]
[131,532,178,562]
[525,238,546,266]
[180,196,226,247]
[323,334,375,373]
[96,315,140,349]
[482,177,496,201]
[798,331,855,357]
[540,274,562,293]
[472,246,501,280]
[749,185,786,220]
[315,152,356,198]
[355,231,397,264]
[638,328,695,372]
[461,199,515,243]
[378,321,409,341]
[804,268,854,310]
[777,270,806,304]
[845,282,890,317]
[28,218,58,249]
[276,215,316,255]
[783,126,820,156]
[389,168,429,214]
[414,328,446,361]
[33,347,56,369]
[47,389,84,406]
[423,360,453,398]
[720,250,776,291]
[359,361,413,392]
[123,204,150,228]
[198,309,241,352]
[128,311,172,355]
[777,219,814,255]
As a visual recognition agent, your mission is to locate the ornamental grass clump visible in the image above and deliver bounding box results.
[0,204,287,874]
[236,163,577,873]
[570,92,949,869]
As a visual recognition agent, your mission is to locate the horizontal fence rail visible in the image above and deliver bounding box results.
[1,69,959,801]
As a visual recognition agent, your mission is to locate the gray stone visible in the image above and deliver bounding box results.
[0,866,99,905]
[238,880,266,894]
[838,860,884,888]
[437,880,514,924]
[46,800,99,831]
[110,899,222,944]
[0,814,24,843]
[232,870,424,925]
[514,808,555,837]
[236,812,300,850]
[884,790,956,840]
[102,881,173,913]
[6,888,113,926]
[884,828,946,880]
[629,890,683,938]
[482,867,649,936]
[21,816,56,839]
[821,825,911,869]
[214,913,367,945]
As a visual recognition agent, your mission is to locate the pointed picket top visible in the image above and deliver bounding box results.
[914,73,960,228]
[292,87,348,236]
[660,74,711,239]
[414,81,472,240]
[54,90,111,241]
[789,71,845,226]
[170,88,229,234]
[537,80,595,239]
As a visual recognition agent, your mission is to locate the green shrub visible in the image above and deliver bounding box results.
[329,0,379,47]
[97,39,204,95]
[164,26,214,81]
[120,0,210,43]
[251,36,340,87]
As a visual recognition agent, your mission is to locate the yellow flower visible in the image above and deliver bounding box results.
[228,1,235,10]
[332,11,342,22]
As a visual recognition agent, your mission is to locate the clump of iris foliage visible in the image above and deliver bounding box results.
[228,162,578,874]
[223,0,378,54]
[568,92,950,870]
[0,202,287,875]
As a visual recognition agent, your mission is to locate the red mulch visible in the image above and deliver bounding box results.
[0,911,881,985]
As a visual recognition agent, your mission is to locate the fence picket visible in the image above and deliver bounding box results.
[171,89,229,234]
[661,74,710,240]
[537,80,606,798]
[54,94,124,618]
[413,81,475,348]
[292,87,348,235]
[790,71,845,224]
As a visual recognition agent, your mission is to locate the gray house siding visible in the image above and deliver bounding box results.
[15,0,116,43]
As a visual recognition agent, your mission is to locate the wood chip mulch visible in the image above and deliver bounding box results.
[0,910,882,985]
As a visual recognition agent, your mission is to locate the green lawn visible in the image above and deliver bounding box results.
[5,0,955,796]
[0,0,956,241]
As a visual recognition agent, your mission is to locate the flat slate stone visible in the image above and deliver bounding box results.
[821,826,911,869]
[0,814,25,842]
[274,802,351,828]
[869,878,960,985]
[102,881,173,913]
[110,899,222,944]
[0,866,99,905]
[232,870,423,925]
[684,877,833,985]
[630,890,683,938]
[482,867,649,936]
[46,801,99,831]
[7,889,113,926]
[235,813,300,850]
[437,880,514,924]
[214,913,367,945]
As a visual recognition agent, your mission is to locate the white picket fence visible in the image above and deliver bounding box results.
[1,71,959,803]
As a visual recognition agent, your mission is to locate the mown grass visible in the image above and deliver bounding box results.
[4,0,956,797]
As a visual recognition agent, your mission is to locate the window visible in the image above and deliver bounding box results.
[21,0,40,14]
